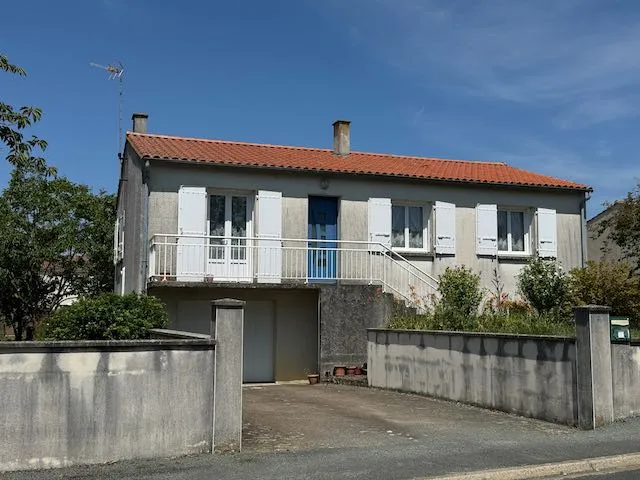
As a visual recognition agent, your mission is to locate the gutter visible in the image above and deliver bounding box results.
[580,190,592,266]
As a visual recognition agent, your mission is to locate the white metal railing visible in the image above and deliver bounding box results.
[148,235,438,309]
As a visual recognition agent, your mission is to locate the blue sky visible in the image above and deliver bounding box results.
[2,0,639,216]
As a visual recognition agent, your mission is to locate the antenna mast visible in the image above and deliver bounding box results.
[90,61,125,157]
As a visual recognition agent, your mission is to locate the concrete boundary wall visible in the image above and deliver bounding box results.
[611,343,640,419]
[0,338,216,472]
[367,329,578,425]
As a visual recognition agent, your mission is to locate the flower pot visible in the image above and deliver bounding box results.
[333,365,347,377]
[353,366,363,376]
[346,366,357,376]
[307,374,320,385]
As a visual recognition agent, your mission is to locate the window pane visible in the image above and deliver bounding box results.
[408,206,423,248]
[497,210,508,251]
[392,205,405,248]
[231,196,247,260]
[209,195,225,259]
[510,211,524,252]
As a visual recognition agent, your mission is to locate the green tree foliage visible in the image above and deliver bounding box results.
[602,183,640,273]
[433,266,483,329]
[42,294,167,341]
[517,257,570,318]
[0,55,117,340]
[1,55,49,171]
[0,149,116,340]
[569,260,640,327]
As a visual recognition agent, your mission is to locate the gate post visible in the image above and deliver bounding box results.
[575,305,613,429]
[211,298,245,451]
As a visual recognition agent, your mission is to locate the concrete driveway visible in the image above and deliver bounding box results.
[242,382,574,453]
[6,384,640,480]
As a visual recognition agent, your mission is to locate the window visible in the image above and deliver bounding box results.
[391,204,428,250]
[208,194,249,261]
[497,209,528,253]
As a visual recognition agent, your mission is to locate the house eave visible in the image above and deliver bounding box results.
[140,155,592,194]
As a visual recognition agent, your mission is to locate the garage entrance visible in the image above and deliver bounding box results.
[152,286,319,382]
[243,301,275,383]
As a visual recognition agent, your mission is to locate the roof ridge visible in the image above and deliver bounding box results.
[126,131,507,166]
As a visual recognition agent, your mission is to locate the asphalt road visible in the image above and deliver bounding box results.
[5,384,640,480]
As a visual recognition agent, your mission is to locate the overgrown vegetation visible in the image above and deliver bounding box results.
[41,294,167,341]
[569,260,640,328]
[601,182,640,274]
[389,257,640,336]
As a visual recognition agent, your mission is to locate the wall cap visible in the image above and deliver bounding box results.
[211,298,246,308]
[0,338,215,354]
[367,328,576,343]
[573,305,611,313]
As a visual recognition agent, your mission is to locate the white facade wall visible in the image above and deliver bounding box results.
[146,162,586,299]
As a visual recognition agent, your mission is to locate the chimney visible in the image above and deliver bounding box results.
[333,120,351,156]
[132,112,148,133]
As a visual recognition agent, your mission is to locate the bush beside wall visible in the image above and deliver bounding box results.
[42,293,167,340]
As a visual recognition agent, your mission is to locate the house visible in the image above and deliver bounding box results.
[116,113,591,381]
[587,203,636,267]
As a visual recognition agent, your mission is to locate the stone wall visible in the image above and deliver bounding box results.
[368,329,578,425]
[319,285,394,376]
[0,338,215,472]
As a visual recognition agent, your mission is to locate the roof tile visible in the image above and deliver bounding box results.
[126,132,590,191]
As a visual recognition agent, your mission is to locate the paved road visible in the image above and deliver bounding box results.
[5,384,640,479]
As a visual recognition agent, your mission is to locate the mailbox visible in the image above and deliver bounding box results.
[610,316,630,342]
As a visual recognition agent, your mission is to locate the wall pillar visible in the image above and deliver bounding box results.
[211,298,245,451]
[575,305,613,429]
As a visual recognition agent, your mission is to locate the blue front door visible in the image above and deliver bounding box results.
[308,196,338,282]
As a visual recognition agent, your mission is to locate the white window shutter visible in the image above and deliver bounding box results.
[435,201,456,255]
[113,217,119,265]
[177,186,207,281]
[476,204,498,256]
[368,198,391,252]
[257,190,282,283]
[119,213,125,259]
[537,208,557,258]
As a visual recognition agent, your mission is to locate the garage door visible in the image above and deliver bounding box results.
[243,301,275,383]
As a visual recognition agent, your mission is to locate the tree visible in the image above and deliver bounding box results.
[1,54,49,171]
[569,260,640,327]
[0,161,116,340]
[603,182,640,274]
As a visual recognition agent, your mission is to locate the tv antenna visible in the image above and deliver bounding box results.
[90,61,125,156]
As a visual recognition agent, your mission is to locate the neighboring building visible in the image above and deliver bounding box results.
[115,113,591,381]
[587,203,635,266]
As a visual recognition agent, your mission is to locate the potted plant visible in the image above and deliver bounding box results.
[346,366,357,376]
[304,368,320,385]
[333,365,347,376]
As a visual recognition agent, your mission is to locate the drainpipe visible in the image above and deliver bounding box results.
[140,159,151,293]
[580,190,591,267]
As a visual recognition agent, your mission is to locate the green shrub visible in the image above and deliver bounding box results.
[569,260,640,328]
[437,266,483,316]
[518,257,570,318]
[42,293,167,340]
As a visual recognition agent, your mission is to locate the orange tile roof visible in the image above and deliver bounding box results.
[127,132,590,191]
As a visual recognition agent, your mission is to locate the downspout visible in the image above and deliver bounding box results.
[140,158,151,293]
[580,190,591,267]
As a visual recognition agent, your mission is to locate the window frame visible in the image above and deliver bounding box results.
[390,202,431,253]
[497,207,531,256]
[206,190,254,262]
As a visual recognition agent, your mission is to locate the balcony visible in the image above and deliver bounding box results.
[148,235,438,308]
